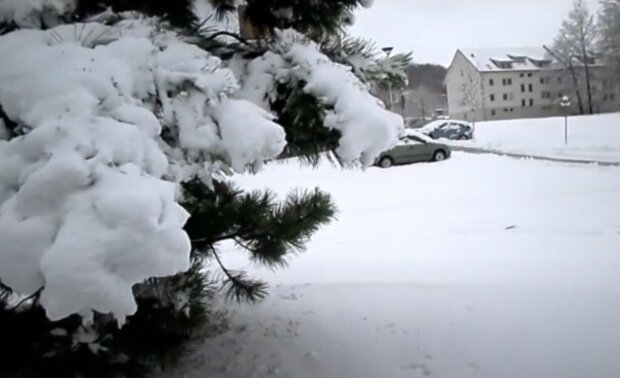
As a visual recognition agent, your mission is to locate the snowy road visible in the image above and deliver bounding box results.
[166,153,620,378]
[449,145,620,166]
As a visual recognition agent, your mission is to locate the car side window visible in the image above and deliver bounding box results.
[407,136,425,144]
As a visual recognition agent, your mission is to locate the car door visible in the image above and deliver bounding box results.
[404,136,431,162]
[387,139,411,164]
[444,122,462,139]
[429,122,448,139]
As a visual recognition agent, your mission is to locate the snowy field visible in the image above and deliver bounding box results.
[165,153,620,378]
[453,113,620,163]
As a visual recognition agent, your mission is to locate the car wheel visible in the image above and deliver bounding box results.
[433,150,447,162]
[378,156,394,168]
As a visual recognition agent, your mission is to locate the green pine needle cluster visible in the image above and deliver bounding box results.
[183,179,337,269]
[0,257,224,378]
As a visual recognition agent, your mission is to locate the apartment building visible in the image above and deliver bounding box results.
[445,48,620,122]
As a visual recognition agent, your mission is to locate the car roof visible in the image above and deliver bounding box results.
[420,119,469,131]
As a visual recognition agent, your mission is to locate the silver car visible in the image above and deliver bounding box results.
[376,132,451,168]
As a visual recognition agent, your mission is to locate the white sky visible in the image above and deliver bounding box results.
[349,0,601,66]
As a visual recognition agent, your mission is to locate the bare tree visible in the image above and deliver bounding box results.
[599,0,620,83]
[544,45,586,114]
[459,74,482,129]
[552,0,598,114]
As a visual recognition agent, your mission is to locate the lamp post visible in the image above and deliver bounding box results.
[382,46,394,110]
[399,90,411,116]
[560,95,571,145]
[470,106,476,141]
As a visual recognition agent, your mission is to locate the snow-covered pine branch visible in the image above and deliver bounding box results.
[0,16,402,322]
[233,29,403,166]
[0,20,286,322]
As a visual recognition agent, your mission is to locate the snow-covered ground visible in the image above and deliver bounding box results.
[165,153,620,378]
[451,113,620,163]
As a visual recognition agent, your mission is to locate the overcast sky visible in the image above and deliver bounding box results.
[349,0,601,66]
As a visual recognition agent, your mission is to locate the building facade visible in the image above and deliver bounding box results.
[445,48,620,122]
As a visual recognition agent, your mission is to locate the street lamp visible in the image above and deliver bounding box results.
[560,95,571,145]
[470,106,477,141]
[398,90,413,116]
[382,46,394,111]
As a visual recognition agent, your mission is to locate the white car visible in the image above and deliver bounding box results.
[420,120,473,140]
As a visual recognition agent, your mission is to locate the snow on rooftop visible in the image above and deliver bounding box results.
[461,47,551,72]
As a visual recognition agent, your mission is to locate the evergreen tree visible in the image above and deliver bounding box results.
[0,1,409,377]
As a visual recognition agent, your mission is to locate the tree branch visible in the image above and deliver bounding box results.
[204,31,249,44]
[10,287,43,311]
[192,229,268,248]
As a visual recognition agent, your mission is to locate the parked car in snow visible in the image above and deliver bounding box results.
[376,131,451,168]
[420,120,473,140]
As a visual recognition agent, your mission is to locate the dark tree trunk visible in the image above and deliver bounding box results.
[582,44,594,114]
[544,45,585,115]
[568,59,586,115]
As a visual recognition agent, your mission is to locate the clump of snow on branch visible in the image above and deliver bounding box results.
[233,30,403,166]
[278,30,403,166]
[233,51,289,109]
[0,0,76,28]
[0,20,284,322]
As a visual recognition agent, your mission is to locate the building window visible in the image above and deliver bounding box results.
[491,109,496,116]
[529,99,534,106]
[521,84,525,92]
[504,108,509,112]
[527,73,532,77]
[490,94,495,101]
[528,84,533,92]
[489,79,494,86]
[541,91,551,99]
[520,73,524,77]
[502,78,513,86]
[502,93,514,101]
[522,99,526,107]
[540,77,550,85]
[558,76,563,84]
